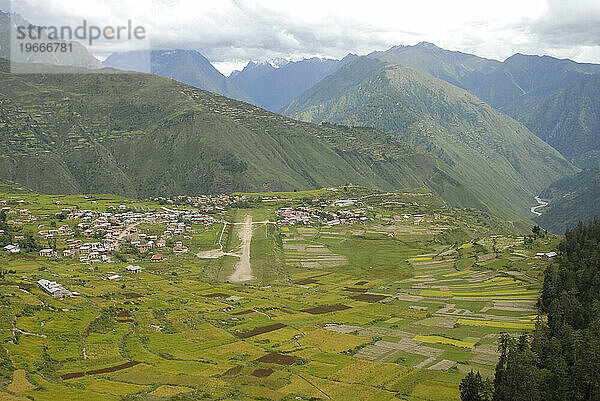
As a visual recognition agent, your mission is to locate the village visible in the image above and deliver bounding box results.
[152,193,250,212]
[275,199,442,227]
[276,199,370,226]
[1,199,217,265]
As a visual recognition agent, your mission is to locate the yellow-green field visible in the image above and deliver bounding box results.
[0,188,559,400]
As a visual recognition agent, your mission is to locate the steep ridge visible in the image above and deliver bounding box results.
[370,43,600,166]
[283,57,577,219]
[508,74,600,168]
[535,168,600,233]
[0,59,485,211]
[103,49,252,103]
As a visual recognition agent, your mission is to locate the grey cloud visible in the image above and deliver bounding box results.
[526,0,600,47]
[3,0,599,67]
[147,0,421,63]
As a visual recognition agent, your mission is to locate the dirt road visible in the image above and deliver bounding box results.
[228,215,254,283]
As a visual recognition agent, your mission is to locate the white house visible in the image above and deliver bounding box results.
[37,279,70,298]
[39,249,57,257]
[4,244,20,253]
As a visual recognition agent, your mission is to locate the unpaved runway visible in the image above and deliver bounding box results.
[228,215,254,283]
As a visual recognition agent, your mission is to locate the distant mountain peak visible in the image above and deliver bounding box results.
[414,41,440,49]
[266,57,290,68]
[0,9,103,69]
[231,54,359,112]
[341,53,359,61]
[103,48,252,102]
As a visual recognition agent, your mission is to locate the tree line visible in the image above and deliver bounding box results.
[461,217,600,401]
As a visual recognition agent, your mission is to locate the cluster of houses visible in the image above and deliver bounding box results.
[536,251,557,260]
[276,200,369,226]
[3,201,214,263]
[61,241,114,263]
[38,225,73,239]
[391,213,441,225]
[128,228,190,256]
[1,204,37,228]
[154,193,247,212]
[277,207,313,225]
[1,206,30,216]
[275,197,446,227]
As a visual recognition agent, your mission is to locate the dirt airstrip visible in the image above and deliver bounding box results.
[228,215,254,283]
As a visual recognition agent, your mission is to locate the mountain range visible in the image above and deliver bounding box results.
[283,56,576,219]
[102,51,358,112]
[0,9,598,229]
[100,42,600,172]
[368,42,600,168]
[103,50,253,103]
[0,59,491,212]
[229,54,358,112]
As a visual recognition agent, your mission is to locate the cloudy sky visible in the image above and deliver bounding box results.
[3,0,600,75]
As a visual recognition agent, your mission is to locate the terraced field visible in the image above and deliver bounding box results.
[283,227,348,268]
[0,188,559,400]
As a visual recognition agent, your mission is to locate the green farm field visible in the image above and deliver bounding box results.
[0,187,560,400]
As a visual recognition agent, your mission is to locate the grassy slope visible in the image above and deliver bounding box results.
[283,57,576,219]
[103,50,253,103]
[0,178,32,194]
[372,45,600,168]
[509,74,600,168]
[0,60,485,211]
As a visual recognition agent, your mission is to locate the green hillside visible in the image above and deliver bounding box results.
[0,59,488,210]
[370,43,600,167]
[103,50,254,103]
[0,178,32,194]
[369,41,500,89]
[509,74,600,168]
[535,168,600,233]
[283,57,577,219]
